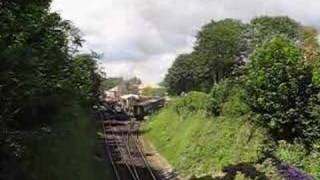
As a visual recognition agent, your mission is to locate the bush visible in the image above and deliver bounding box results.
[145,99,266,176]
[210,80,249,117]
[210,80,234,116]
[221,88,250,117]
[244,36,320,143]
[172,91,211,115]
[20,103,111,180]
[275,141,320,179]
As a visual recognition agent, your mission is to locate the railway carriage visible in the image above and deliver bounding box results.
[133,98,165,120]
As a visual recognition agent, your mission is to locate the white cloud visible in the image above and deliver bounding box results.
[51,0,320,83]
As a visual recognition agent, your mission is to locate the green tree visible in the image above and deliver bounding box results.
[249,16,301,50]
[0,1,102,178]
[193,19,247,91]
[0,0,83,128]
[164,54,197,95]
[244,37,320,144]
[68,53,102,101]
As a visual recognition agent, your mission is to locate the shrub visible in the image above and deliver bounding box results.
[172,91,211,115]
[275,141,320,179]
[220,87,250,117]
[210,79,249,117]
[210,80,234,116]
[244,36,320,143]
[145,105,266,176]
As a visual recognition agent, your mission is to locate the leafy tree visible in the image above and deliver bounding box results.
[249,16,301,50]
[164,54,197,95]
[164,19,247,94]
[244,37,320,144]
[193,19,247,91]
[0,1,102,178]
[0,0,83,128]
[68,53,102,101]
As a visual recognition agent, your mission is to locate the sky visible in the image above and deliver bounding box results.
[51,0,320,83]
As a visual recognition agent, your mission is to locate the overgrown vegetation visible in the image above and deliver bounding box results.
[145,92,266,177]
[164,16,318,95]
[147,15,320,179]
[21,102,112,180]
[244,37,320,145]
[0,1,107,179]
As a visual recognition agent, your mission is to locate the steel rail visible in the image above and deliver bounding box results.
[108,121,139,180]
[121,122,141,180]
[100,114,121,180]
[102,122,120,180]
[129,120,158,180]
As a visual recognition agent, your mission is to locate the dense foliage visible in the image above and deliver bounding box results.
[249,16,301,50]
[210,79,249,117]
[0,1,103,179]
[173,91,211,115]
[164,54,197,95]
[164,16,312,95]
[165,20,246,94]
[145,92,266,177]
[244,37,320,144]
[193,19,247,91]
[157,16,320,179]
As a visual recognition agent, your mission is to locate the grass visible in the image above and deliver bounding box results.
[144,93,266,176]
[20,102,112,180]
[145,90,320,179]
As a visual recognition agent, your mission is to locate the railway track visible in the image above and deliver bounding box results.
[102,118,157,180]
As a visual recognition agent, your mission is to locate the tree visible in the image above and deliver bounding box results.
[249,16,301,50]
[0,2,101,178]
[244,37,320,144]
[193,19,247,91]
[164,54,197,95]
[0,0,84,128]
[68,53,102,101]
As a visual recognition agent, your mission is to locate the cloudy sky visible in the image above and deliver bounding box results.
[51,0,320,83]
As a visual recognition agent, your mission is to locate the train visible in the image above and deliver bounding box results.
[103,92,165,120]
[119,94,165,120]
[132,98,165,119]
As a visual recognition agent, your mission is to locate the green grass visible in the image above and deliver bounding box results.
[20,102,112,180]
[144,97,266,176]
[145,91,320,178]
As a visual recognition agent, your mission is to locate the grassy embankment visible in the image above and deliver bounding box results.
[144,91,266,177]
[144,91,320,179]
[20,101,112,180]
